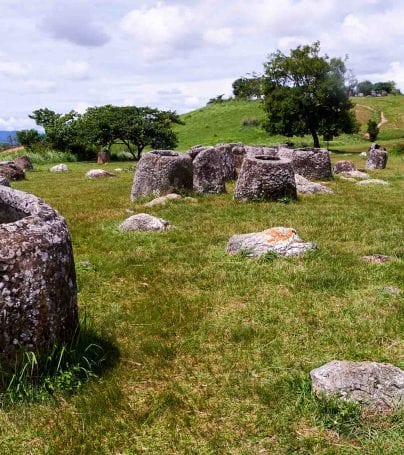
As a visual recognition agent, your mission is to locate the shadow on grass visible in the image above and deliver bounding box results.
[0,323,120,407]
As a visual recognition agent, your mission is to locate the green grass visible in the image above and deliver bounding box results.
[175,96,404,153]
[0,154,402,454]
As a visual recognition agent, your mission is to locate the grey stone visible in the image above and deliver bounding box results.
[366,148,388,170]
[333,160,356,174]
[338,170,369,180]
[86,169,116,179]
[0,186,78,362]
[227,227,317,258]
[0,162,25,181]
[145,193,182,207]
[0,176,10,187]
[286,148,332,180]
[14,155,33,171]
[382,286,401,295]
[119,213,170,232]
[235,155,297,201]
[362,254,391,264]
[295,174,333,194]
[50,164,69,173]
[310,360,404,411]
[131,150,193,200]
[193,147,226,193]
[356,179,389,186]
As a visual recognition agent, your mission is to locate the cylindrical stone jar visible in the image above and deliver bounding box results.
[131,150,193,200]
[193,147,226,193]
[234,155,297,201]
[366,148,388,170]
[0,186,78,363]
[290,148,332,180]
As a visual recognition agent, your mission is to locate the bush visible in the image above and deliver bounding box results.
[390,142,404,156]
[367,119,379,142]
[241,116,260,127]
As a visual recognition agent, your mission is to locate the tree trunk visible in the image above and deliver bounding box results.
[310,129,320,148]
[97,149,110,164]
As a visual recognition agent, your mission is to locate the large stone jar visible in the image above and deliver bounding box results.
[282,148,332,180]
[366,148,388,170]
[234,155,297,201]
[131,150,193,200]
[193,147,226,193]
[0,186,78,362]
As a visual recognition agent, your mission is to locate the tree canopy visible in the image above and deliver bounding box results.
[263,41,359,148]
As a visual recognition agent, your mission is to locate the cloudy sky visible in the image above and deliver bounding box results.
[0,0,403,130]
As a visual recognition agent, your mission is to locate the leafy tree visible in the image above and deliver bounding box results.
[356,80,373,96]
[207,94,226,105]
[16,129,44,151]
[263,42,359,148]
[367,119,379,142]
[232,73,264,99]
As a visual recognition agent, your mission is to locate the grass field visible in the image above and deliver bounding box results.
[1,152,402,453]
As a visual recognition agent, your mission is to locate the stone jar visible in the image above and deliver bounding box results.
[234,155,297,201]
[14,155,33,171]
[333,160,356,174]
[193,147,226,193]
[287,148,332,180]
[0,186,78,363]
[131,150,193,200]
[366,148,388,170]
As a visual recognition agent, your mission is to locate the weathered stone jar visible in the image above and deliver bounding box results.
[284,148,332,180]
[193,147,226,194]
[234,155,297,201]
[366,148,388,170]
[131,150,193,200]
[0,186,78,362]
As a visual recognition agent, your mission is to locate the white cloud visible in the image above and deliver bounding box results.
[62,60,90,80]
[203,28,233,47]
[25,79,56,93]
[0,116,36,131]
[0,61,30,78]
[74,101,91,114]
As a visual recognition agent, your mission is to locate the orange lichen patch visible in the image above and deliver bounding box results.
[262,227,296,245]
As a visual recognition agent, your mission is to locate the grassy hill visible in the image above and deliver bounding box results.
[175,96,404,152]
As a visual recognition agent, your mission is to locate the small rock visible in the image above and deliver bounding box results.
[310,360,404,411]
[339,170,369,180]
[360,151,367,157]
[362,254,391,264]
[50,164,69,172]
[383,286,401,295]
[86,169,116,179]
[356,179,389,186]
[227,227,317,258]
[333,160,356,174]
[125,209,135,214]
[295,174,333,194]
[144,193,182,207]
[114,168,123,172]
[119,213,170,232]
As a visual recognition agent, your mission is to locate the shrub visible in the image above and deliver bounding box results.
[367,119,379,142]
[241,116,260,127]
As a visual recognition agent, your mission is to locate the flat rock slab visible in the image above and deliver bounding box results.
[145,193,182,207]
[86,169,116,179]
[50,164,69,172]
[295,174,333,194]
[357,179,389,186]
[310,360,404,411]
[338,170,369,180]
[362,254,391,264]
[119,213,170,232]
[227,227,317,258]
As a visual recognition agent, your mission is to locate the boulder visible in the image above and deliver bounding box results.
[310,360,404,411]
[366,148,388,170]
[86,169,116,179]
[0,176,10,187]
[227,227,317,258]
[119,213,170,232]
[286,148,332,180]
[14,155,33,171]
[295,174,333,194]
[333,160,356,174]
[193,147,226,193]
[144,193,182,207]
[0,162,25,181]
[356,179,389,186]
[0,186,78,362]
[131,150,193,200]
[234,155,297,201]
[187,145,212,160]
[50,164,69,173]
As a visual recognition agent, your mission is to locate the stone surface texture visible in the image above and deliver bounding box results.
[227,227,317,258]
[357,179,389,186]
[333,160,356,174]
[235,155,297,201]
[0,176,10,187]
[0,162,25,181]
[0,186,78,362]
[50,164,69,173]
[366,148,388,170]
[145,193,182,207]
[14,155,33,171]
[361,254,391,264]
[119,213,170,232]
[310,360,404,411]
[131,150,193,200]
[339,170,369,180]
[193,147,226,193]
[86,169,116,179]
[282,148,332,180]
[295,174,333,194]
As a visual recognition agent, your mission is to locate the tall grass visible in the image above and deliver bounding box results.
[1,150,77,164]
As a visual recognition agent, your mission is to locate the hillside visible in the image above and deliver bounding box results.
[175,96,404,151]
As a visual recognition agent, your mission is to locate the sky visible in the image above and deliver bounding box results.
[0,0,403,131]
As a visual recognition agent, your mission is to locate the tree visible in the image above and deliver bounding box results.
[16,129,44,151]
[263,42,359,148]
[356,80,373,96]
[232,73,264,99]
[367,119,379,142]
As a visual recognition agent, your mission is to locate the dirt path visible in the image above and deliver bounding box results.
[377,111,388,129]
[0,145,24,155]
